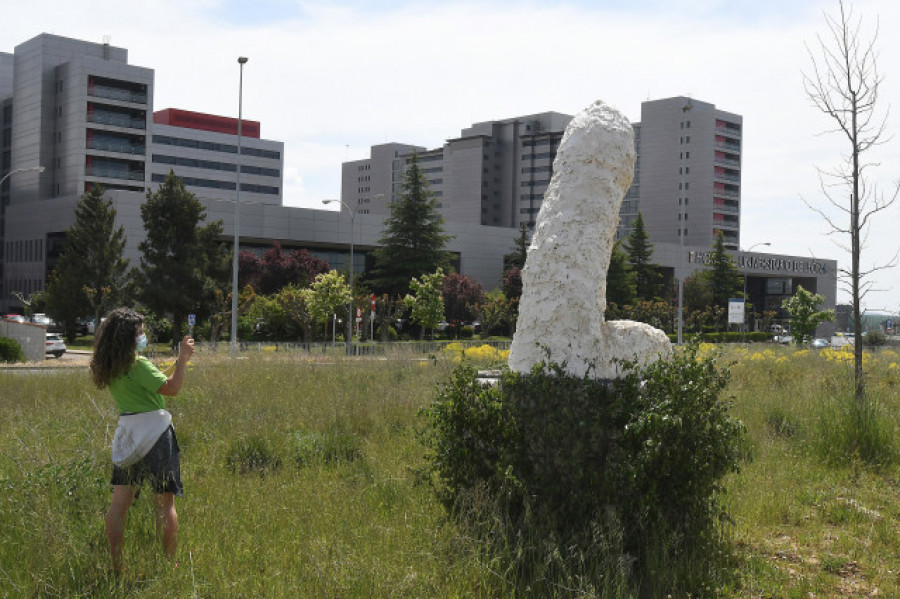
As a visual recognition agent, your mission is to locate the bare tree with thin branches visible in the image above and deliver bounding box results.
[803,0,899,402]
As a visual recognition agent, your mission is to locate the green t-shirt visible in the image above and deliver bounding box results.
[109,356,169,414]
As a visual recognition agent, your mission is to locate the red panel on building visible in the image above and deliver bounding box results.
[153,108,261,138]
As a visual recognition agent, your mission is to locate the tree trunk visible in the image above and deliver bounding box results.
[851,96,865,404]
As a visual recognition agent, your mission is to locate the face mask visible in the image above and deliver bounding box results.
[136,333,148,352]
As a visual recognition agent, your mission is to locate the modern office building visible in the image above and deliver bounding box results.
[150,108,284,205]
[1,33,836,334]
[342,98,742,250]
[341,100,842,331]
[0,34,518,313]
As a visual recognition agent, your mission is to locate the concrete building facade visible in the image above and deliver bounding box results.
[342,98,742,250]
[0,34,518,314]
[1,33,836,334]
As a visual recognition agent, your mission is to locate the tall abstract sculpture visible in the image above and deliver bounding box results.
[508,100,672,379]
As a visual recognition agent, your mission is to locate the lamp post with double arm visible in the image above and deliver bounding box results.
[230,56,248,358]
[1,166,45,310]
[741,241,771,337]
[322,198,359,352]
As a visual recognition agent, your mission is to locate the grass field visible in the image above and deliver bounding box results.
[2,343,899,596]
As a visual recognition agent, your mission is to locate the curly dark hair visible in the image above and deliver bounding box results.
[90,308,144,389]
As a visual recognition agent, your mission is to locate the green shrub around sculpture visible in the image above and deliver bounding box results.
[422,344,745,594]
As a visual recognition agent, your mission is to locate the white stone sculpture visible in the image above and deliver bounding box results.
[508,99,672,379]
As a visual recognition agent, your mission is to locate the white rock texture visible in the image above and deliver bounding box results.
[508,100,672,379]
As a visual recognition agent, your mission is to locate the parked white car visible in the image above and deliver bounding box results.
[32,313,52,326]
[45,333,66,358]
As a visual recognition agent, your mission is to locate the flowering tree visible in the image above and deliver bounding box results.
[404,269,445,339]
[305,271,352,338]
[783,286,835,345]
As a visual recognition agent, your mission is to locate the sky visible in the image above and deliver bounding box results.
[3,0,900,310]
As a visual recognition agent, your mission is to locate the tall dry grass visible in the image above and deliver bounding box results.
[2,342,900,596]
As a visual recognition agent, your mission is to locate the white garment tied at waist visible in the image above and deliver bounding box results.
[111,409,172,467]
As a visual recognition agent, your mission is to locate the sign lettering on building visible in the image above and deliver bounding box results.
[688,252,829,275]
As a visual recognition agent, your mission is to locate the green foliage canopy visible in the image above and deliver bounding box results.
[606,240,636,310]
[305,271,352,331]
[705,232,743,313]
[404,268,445,338]
[623,212,661,301]
[45,186,129,340]
[370,153,452,295]
[135,171,227,342]
[783,285,835,344]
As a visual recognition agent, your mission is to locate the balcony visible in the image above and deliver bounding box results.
[714,170,741,182]
[713,202,740,214]
[714,213,740,225]
[714,188,740,200]
[715,125,741,139]
[87,138,146,155]
[714,228,739,241]
[85,166,145,181]
[715,140,741,152]
[714,155,741,167]
[87,110,146,130]
[89,84,147,105]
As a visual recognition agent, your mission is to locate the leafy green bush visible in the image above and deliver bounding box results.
[864,330,886,346]
[142,311,172,344]
[225,435,282,476]
[422,345,745,594]
[0,337,25,363]
[193,320,211,341]
[376,324,398,341]
[667,331,773,343]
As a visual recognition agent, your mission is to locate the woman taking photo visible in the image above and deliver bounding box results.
[89,308,194,572]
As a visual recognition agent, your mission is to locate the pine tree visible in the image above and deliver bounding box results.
[623,212,661,301]
[45,186,128,340]
[705,232,743,323]
[506,221,530,270]
[136,171,226,344]
[606,240,636,311]
[370,153,452,295]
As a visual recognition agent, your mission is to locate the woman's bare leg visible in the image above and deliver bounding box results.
[153,492,178,560]
[106,485,136,572]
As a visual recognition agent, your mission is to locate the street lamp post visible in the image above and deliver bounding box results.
[0,165,45,189]
[230,56,248,359]
[322,198,358,353]
[676,100,692,345]
[741,241,771,337]
[1,166,45,309]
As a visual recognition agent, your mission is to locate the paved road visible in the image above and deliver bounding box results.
[53,350,91,365]
[1,350,91,370]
